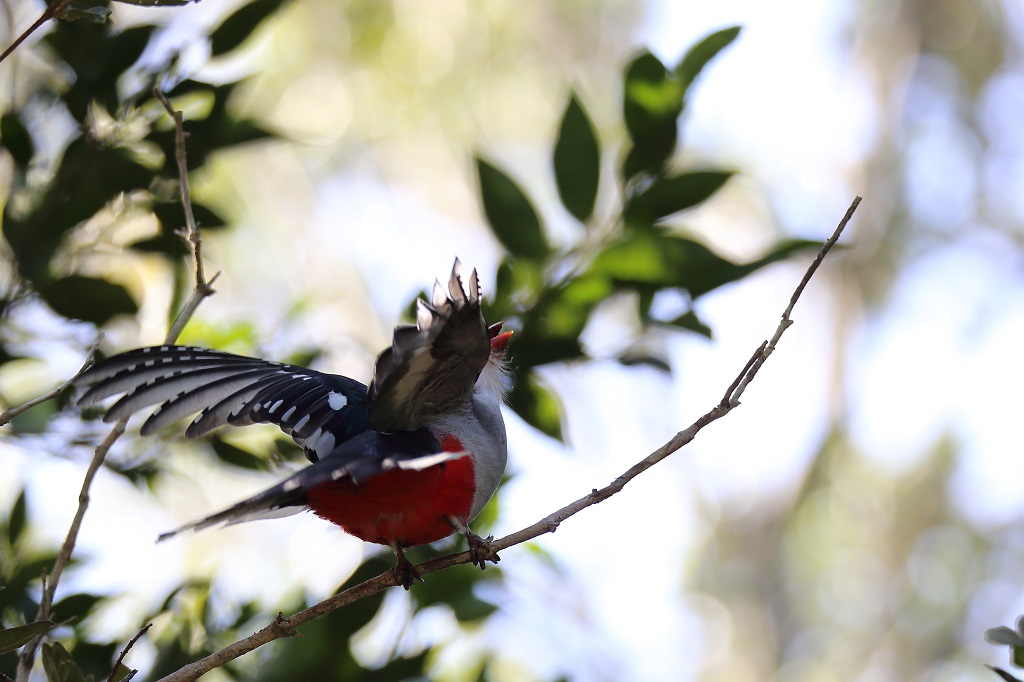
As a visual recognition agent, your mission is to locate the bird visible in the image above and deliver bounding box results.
[74,259,511,588]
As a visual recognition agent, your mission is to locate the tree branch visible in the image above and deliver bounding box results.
[107,623,152,682]
[0,337,100,428]
[15,90,217,682]
[155,196,861,682]
[0,0,70,67]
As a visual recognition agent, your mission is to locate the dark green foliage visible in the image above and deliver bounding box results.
[41,642,90,682]
[676,26,742,93]
[0,114,34,168]
[412,563,500,622]
[0,621,57,655]
[39,276,137,325]
[553,93,601,223]
[210,437,274,471]
[476,157,549,260]
[622,51,682,180]
[507,375,564,441]
[623,171,734,224]
[210,0,287,56]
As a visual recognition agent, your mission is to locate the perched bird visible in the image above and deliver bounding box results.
[75,260,511,587]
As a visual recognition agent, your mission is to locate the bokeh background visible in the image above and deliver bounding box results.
[3,0,1024,680]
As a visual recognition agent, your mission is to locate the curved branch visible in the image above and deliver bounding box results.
[155,197,862,682]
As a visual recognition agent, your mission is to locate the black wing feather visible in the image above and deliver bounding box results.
[75,346,369,461]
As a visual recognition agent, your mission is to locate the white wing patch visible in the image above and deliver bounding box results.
[327,391,348,411]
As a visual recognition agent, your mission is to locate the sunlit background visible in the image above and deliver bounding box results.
[3,0,1024,680]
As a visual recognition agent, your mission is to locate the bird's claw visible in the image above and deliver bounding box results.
[465,530,499,569]
[391,545,422,590]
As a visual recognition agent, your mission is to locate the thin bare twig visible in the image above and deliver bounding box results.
[0,0,71,67]
[16,90,218,682]
[107,623,152,682]
[155,196,861,682]
[0,337,101,428]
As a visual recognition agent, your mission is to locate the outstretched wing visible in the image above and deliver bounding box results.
[75,346,369,462]
[368,258,490,432]
[156,428,463,540]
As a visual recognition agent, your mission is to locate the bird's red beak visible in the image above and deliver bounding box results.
[488,322,512,352]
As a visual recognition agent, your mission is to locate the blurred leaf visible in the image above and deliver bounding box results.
[44,24,153,120]
[8,489,27,545]
[55,3,111,24]
[618,351,671,374]
[109,663,132,682]
[553,93,600,223]
[622,51,682,179]
[592,233,819,299]
[513,273,611,367]
[0,621,56,655]
[1,114,34,168]
[507,373,563,441]
[476,157,549,260]
[658,310,713,339]
[989,666,1024,682]
[987,626,1024,646]
[39,276,137,325]
[41,641,87,682]
[210,0,286,56]
[412,564,500,622]
[152,200,226,233]
[675,26,742,93]
[113,0,196,5]
[149,81,273,168]
[210,438,270,471]
[623,171,733,224]
[51,593,104,624]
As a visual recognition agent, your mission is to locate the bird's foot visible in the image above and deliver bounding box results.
[390,544,421,590]
[448,516,500,569]
[466,530,499,569]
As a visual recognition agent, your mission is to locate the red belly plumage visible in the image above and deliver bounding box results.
[306,436,476,547]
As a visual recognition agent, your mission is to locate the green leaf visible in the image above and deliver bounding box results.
[987,626,1024,646]
[676,26,742,94]
[622,51,682,179]
[508,373,563,441]
[476,157,548,260]
[592,233,818,300]
[55,3,111,23]
[1,114,34,167]
[618,352,671,374]
[8,488,27,545]
[0,621,57,655]
[42,641,87,682]
[624,171,733,224]
[51,593,104,624]
[987,667,1024,682]
[39,276,137,325]
[109,663,132,682]
[553,93,600,223]
[658,310,713,339]
[411,564,500,622]
[210,0,287,56]
[210,438,271,471]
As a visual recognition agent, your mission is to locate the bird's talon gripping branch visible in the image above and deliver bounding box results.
[449,516,499,568]
[391,544,422,590]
